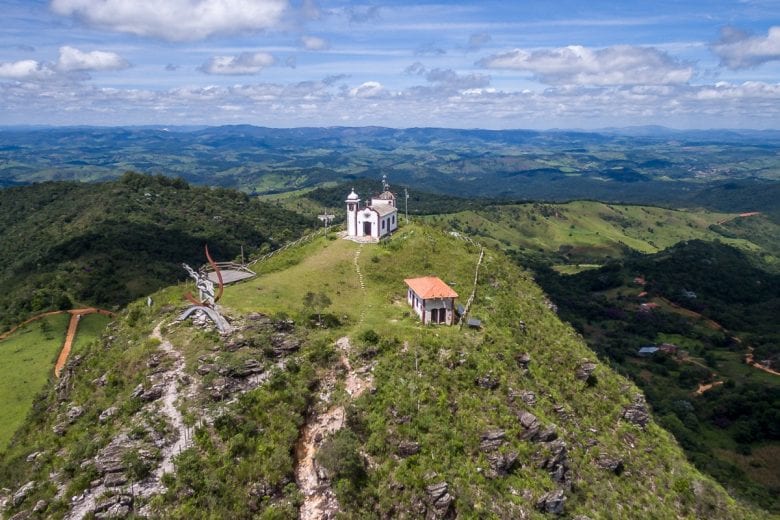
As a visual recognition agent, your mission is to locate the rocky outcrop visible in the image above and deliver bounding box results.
[130,383,163,402]
[425,482,455,519]
[93,494,132,519]
[516,352,531,371]
[12,481,35,507]
[486,451,519,478]
[98,406,118,424]
[518,411,557,442]
[67,405,84,422]
[539,439,570,487]
[479,430,506,452]
[536,488,565,515]
[575,361,597,383]
[622,395,650,428]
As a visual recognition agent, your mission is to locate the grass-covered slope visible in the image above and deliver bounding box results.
[0,224,764,519]
[0,173,315,331]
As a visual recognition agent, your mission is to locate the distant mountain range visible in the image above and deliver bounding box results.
[1,125,779,214]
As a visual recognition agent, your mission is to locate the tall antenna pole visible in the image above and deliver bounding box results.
[404,187,409,224]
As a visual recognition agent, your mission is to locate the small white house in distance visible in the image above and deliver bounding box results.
[405,276,459,325]
[345,176,399,240]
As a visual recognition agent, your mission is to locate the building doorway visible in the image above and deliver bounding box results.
[363,222,372,236]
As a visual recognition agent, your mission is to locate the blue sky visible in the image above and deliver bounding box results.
[1,0,780,128]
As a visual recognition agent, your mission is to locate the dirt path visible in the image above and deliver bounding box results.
[694,381,724,395]
[53,308,115,378]
[295,336,372,520]
[65,321,193,520]
[746,347,780,376]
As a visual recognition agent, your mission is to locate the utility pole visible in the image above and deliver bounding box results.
[404,188,409,223]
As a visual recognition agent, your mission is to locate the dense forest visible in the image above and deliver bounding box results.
[528,241,780,510]
[0,173,315,331]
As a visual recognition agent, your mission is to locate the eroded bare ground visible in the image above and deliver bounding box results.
[295,336,373,520]
[66,321,194,520]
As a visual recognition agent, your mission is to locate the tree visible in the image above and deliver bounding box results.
[303,291,332,326]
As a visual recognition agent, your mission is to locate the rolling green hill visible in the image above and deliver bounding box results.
[0,173,315,332]
[0,224,765,518]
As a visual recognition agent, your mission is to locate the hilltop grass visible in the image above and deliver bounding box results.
[0,314,69,450]
[426,201,769,263]
[70,313,112,355]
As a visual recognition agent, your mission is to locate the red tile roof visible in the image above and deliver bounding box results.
[404,276,458,299]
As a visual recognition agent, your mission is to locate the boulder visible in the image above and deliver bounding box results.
[99,406,118,424]
[93,374,108,387]
[516,352,531,370]
[520,390,537,406]
[12,482,35,507]
[575,361,597,381]
[479,430,506,452]
[518,411,539,430]
[25,452,42,463]
[32,500,47,513]
[595,455,624,475]
[230,359,263,378]
[196,363,215,375]
[536,489,566,515]
[539,440,570,486]
[66,405,84,423]
[270,334,301,356]
[398,441,421,457]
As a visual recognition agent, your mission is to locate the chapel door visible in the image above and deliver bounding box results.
[363,222,372,236]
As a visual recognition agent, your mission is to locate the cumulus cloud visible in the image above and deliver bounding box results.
[0,46,128,81]
[0,59,54,80]
[405,62,490,91]
[50,0,288,41]
[199,52,275,75]
[301,35,329,51]
[349,81,386,98]
[479,44,693,86]
[711,26,780,69]
[56,46,128,72]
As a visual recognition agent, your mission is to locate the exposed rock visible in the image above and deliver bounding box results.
[479,430,506,452]
[196,363,215,375]
[132,384,164,402]
[146,353,162,368]
[426,482,455,519]
[246,312,272,324]
[398,441,421,457]
[99,406,118,424]
[539,440,570,487]
[12,481,35,507]
[207,377,235,400]
[519,390,537,406]
[52,422,67,436]
[273,318,295,332]
[595,455,625,475]
[25,452,42,463]
[9,511,31,520]
[32,500,47,513]
[103,472,128,487]
[516,352,531,370]
[230,359,263,378]
[475,374,499,390]
[67,405,84,422]
[622,395,650,428]
[518,410,539,431]
[536,488,566,515]
[487,451,519,478]
[93,373,108,387]
[94,494,132,519]
[270,334,301,356]
[56,369,73,402]
[553,404,570,421]
[537,426,558,442]
[575,361,597,381]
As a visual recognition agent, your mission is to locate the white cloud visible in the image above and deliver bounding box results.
[479,45,693,86]
[301,35,329,51]
[50,0,289,41]
[199,52,275,75]
[0,59,54,80]
[56,46,128,72]
[711,26,780,69]
[349,81,386,98]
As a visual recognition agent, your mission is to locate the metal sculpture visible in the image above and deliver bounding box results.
[178,245,230,333]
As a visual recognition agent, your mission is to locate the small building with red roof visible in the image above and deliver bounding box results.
[404,276,458,325]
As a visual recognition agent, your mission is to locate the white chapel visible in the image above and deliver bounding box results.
[345,176,399,240]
